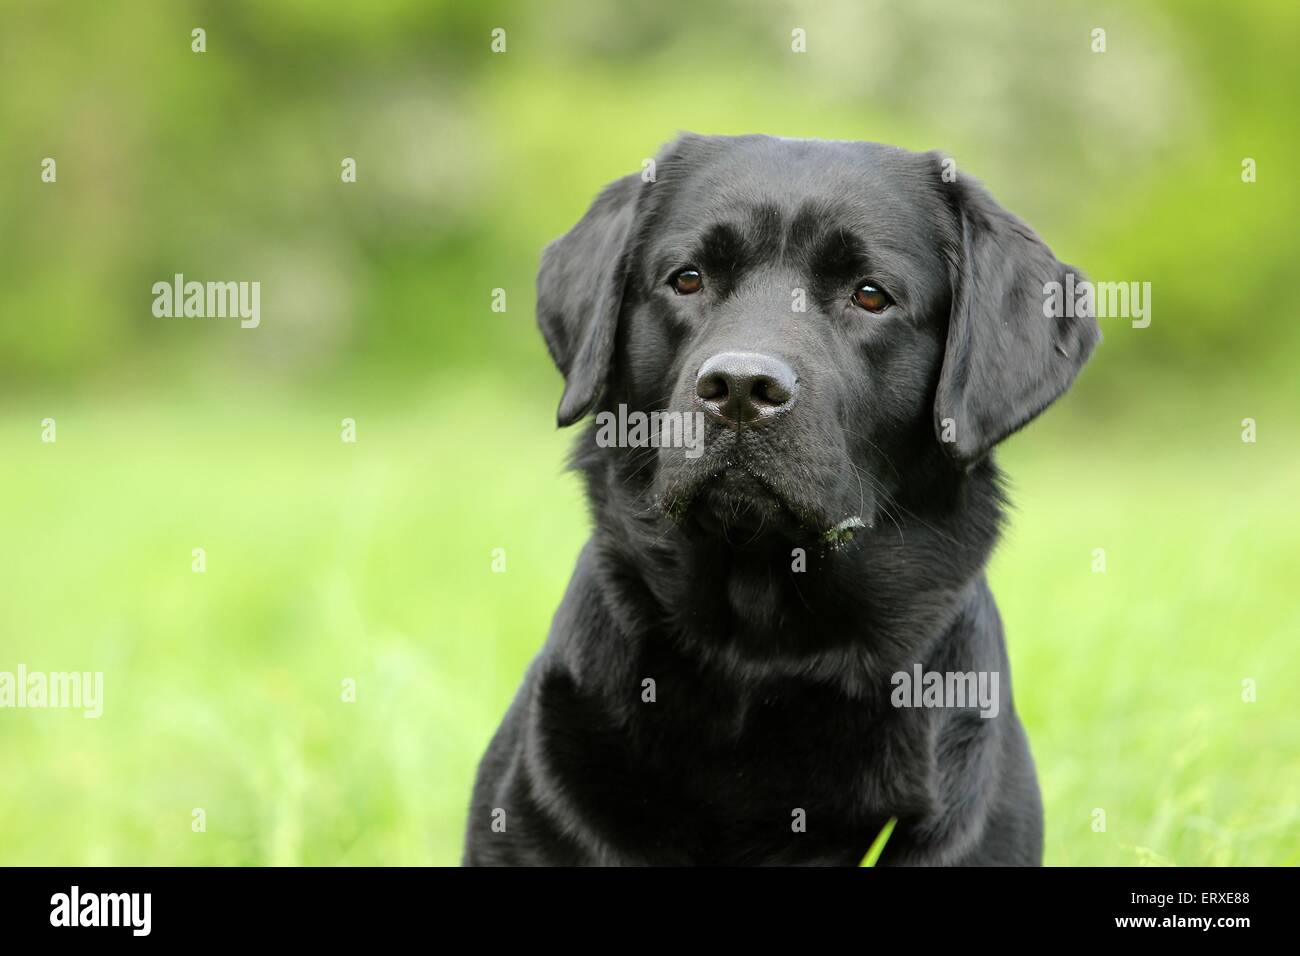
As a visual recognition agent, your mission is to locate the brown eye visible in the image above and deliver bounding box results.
[851,283,893,313]
[670,269,703,295]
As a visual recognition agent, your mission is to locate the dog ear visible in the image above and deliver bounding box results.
[537,173,643,427]
[934,175,1100,466]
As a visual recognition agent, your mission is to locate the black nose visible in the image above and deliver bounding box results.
[695,351,798,426]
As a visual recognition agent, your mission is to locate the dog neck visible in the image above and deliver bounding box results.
[576,441,1007,696]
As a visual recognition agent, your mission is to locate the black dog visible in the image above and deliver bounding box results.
[465,134,1099,865]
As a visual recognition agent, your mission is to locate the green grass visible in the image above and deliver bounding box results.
[0,381,1296,865]
[860,817,898,867]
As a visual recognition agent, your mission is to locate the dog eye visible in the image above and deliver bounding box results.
[670,269,703,295]
[851,283,893,313]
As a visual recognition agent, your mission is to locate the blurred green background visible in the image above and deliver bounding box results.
[1,0,1297,866]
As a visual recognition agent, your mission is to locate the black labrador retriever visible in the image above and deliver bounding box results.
[465,134,1099,866]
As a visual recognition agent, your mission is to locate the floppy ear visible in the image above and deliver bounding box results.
[537,173,642,427]
[935,176,1100,465]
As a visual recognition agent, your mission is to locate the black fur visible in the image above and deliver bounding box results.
[465,134,1099,866]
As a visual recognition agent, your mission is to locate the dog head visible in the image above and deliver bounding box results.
[538,134,1099,547]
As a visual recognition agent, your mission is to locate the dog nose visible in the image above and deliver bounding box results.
[695,351,797,426]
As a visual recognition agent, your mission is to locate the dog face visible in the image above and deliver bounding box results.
[538,134,1099,546]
